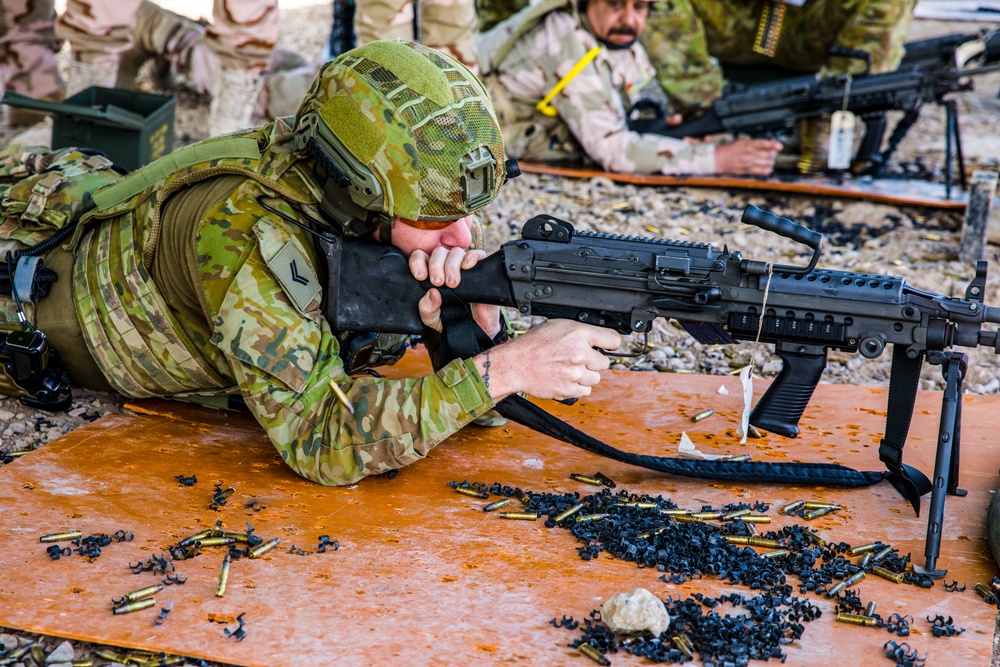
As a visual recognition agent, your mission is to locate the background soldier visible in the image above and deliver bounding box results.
[56,0,280,135]
[477,0,782,175]
[641,0,918,171]
[0,0,65,126]
[354,0,479,72]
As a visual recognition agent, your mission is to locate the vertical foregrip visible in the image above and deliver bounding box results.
[749,348,828,438]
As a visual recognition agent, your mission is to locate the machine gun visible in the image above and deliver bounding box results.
[324,205,1000,577]
[631,32,1000,197]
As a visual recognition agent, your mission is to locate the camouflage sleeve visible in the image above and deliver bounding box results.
[197,183,495,486]
[524,13,715,174]
[822,0,916,75]
[641,0,724,117]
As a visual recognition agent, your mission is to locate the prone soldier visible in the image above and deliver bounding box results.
[0,41,618,485]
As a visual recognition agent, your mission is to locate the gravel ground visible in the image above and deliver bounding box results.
[2,3,1000,666]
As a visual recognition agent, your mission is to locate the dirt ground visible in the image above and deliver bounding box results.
[2,3,1000,665]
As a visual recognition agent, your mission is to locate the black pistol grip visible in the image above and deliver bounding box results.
[749,348,827,438]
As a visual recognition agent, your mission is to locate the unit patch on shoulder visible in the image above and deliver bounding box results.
[268,241,321,315]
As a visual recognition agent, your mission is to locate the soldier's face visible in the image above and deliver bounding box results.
[388,215,475,257]
[586,0,651,48]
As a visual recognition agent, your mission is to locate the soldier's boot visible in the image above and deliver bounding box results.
[208,67,264,136]
[64,58,119,97]
[118,0,213,94]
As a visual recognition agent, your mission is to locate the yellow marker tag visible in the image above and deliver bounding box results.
[827,110,856,170]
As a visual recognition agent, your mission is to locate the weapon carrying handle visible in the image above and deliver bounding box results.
[749,346,827,438]
[741,205,823,273]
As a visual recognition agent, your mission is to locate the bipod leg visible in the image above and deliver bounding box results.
[949,99,969,191]
[914,351,968,578]
[944,102,955,200]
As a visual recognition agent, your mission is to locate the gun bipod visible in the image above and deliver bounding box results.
[913,350,969,578]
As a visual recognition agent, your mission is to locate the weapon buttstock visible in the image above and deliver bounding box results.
[749,347,827,438]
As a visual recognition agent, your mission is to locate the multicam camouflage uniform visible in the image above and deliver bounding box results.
[643,0,917,117]
[27,43,501,486]
[0,0,64,122]
[355,0,479,71]
[476,0,715,174]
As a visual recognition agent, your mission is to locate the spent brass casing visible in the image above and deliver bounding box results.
[864,601,877,617]
[2,644,32,660]
[830,571,866,595]
[721,508,751,520]
[93,649,125,662]
[120,584,163,604]
[569,473,604,486]
[747,424,763,439]
[216,553,231,598]
[872,545,894,562]
[858,553,873,569]
[803,506,839,520]
[71,661,95,667]
[691,409,714,422]
[178,529,214,547]
[672,635,694,659]
[725,454,752,462]
[806,530,827,547]
[514,488,530,505]
[871,566,904,584]
[836,612,878,627]
[725,536,779,547]
[455,486,489,499]
[575,513,608,523]
[803,502,840,510]
[39,530,82,543]
[620,501,657,509]
[112,598,156,615]
[248,537,280,558]
[976,583,997,603]
[578,643,611,666]
[552,503,585,523]
[499,512,538,520]
[221,531,251,543]
[483,499,511,512]
[139,657,183,667]
[760,549,788,559]
[675,514,700,523]
[778,500,805,515]
[217,487,235,500]
[659,509,691,516]
[849,542,878,556]
[692,512,723,520]
[197,537,236,547]
[593,472,616,488]
[742,515,771,523]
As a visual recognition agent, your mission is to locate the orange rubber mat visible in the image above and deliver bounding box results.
[518,162,970,210]
[0,351,998,667]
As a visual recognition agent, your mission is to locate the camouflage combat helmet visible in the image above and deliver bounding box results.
[293,40,513,238]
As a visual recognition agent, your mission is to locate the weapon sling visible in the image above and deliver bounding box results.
[434,290,932,508]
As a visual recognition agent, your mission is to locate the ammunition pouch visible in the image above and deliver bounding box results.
[0,145,125,411]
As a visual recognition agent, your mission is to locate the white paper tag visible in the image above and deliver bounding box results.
[735,364,754,444]
[827,110,856,170]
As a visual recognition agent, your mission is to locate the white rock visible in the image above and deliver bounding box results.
[46,641,74,663]
[0,634,18,652]
[600,587,670,636]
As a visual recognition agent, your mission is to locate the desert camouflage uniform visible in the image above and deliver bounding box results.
[56,0,278,71]
[643,0,917,117]
[355,0,479,71]
[477,2,715,174]
[0,0,64,118]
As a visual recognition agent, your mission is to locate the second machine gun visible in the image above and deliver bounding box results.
[325,205,1000,576]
